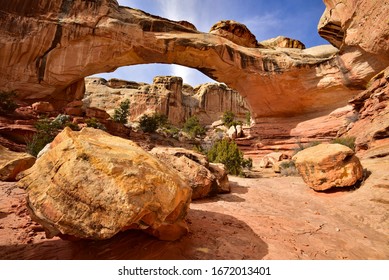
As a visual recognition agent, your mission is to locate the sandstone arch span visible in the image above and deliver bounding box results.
[0,0,388,121]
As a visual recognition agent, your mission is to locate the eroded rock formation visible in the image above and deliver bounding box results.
[17,127,192,241]
[1,0,383,119]
[84,76,249,125]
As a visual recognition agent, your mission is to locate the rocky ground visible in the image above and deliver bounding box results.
[1,154,387,260]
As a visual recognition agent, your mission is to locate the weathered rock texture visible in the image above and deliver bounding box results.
[292,143,363,191]
[0,145,36,181]
[1,0,380,119]
[209,20,260,48]
[84,76,249,125]
[150,147,230,199]
[346,67,389,150]
[17,127,192,241]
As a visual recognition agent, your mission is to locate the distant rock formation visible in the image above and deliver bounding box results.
[84,76,250,125]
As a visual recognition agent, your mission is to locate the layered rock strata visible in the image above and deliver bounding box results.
[1,0,382,119]
[84,76,250,125]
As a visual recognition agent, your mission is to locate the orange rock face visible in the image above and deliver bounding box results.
[0,0,375,120]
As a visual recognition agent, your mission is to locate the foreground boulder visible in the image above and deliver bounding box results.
[0,145,35,181]
[292,143,363,191]
[150,147,230,199]
[17,127,192,241]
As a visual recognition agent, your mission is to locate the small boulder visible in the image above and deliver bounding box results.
[17,127,192,241]
[227,125,237,139]
[236,125,243,138]
[0,145,36,181]
[150,147,230,199]
[32,102,55,113]
[292,143,363,191]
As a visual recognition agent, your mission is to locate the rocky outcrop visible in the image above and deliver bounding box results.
[346,67,389,150]
[318,0,389,83]
[209,20,259,48]
[260,36,305,49]
[17,127,192,241]
[84,76,250,125]
[0,145,35,181]
[292,143,363,191]
[0,0,379,120]
[150,147,230,199]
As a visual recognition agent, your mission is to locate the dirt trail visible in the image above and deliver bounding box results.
[0,157,388,260]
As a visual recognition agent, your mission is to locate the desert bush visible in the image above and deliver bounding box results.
[139,112,168,133]
[222,111,235,128]
[242,157,253,170]
[26,115,79,156]
[113,99,130,124]
[0,91,18,113]
[183,116,205,138]
[207,139,244,176]
[331,136,356,151]
[279,160,299,177]
[222,110,242,128]
[245,111,251,126]
[85,118,106,130]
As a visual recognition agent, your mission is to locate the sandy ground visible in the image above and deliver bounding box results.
[0,157,388,260]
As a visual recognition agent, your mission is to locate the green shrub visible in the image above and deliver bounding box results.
[207,139,244,176]
[222,111,235,128]
[139,112,168,133]
[242,157,253,170]
[26,115,79,156]
[0,91,18,113]
[85,118,106,130]
[331,136,356,151]
[245,111,251,126]
[113,99,130,124]
[183,116,205,138]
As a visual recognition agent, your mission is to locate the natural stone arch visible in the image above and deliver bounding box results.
[1,0,387,121]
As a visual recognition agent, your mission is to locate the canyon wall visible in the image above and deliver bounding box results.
[84,76,249,125]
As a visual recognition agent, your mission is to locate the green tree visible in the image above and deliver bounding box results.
[183,116,205,138]
[113,99,130,124]
[26,115,79,157]
[207,139,244,176]
[222,111,235,128]
[139,112,168,133]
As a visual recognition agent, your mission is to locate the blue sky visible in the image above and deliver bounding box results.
[98,0,329,86]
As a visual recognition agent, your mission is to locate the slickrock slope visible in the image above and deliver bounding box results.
[1,0,378,120]
[84,76,249,125]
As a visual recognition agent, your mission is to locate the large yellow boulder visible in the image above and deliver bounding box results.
[293,143,363,191]
[17,127,192,241]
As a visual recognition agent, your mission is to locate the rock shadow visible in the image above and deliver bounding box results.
[0,210,268,260]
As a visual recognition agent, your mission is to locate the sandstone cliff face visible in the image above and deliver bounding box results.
[84,76,249,125]
[0,0,372,120]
